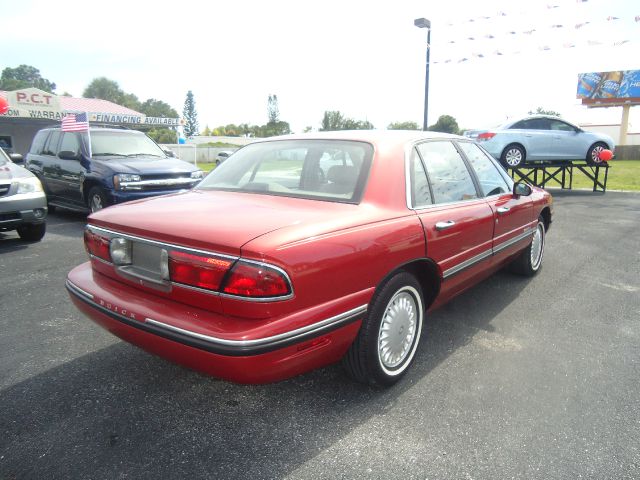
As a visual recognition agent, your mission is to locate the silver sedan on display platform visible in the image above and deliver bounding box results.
[466,115,615,168]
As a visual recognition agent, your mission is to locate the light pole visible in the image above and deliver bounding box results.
[414,17,431,131]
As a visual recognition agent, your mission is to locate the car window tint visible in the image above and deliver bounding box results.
[458,142,510,196]
[417,141,478,204]
[410,147,432,207]
[30,130,48,154]
[549,120,574,132]
[43,131,61,156]
[197,140,373,203]
[530,118,550,130]
[59,133,81,156]
[511,118,549,130]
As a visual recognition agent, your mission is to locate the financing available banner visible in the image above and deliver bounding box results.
[577,70,640,105]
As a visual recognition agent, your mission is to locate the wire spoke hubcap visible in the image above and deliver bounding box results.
[530,223,545,270]
[378,291,418,369]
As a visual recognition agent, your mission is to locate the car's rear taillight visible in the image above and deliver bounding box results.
[84,229,111,262]
[168,250,233,291]
[222,261,291,298]
[477,132,496,141]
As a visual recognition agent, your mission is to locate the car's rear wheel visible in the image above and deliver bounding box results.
[586,142,608,166]
[343,272,424,386]
[17,222,46,242]
[509,216,545,276]
[88,187,110,213]
[501,144,525,168]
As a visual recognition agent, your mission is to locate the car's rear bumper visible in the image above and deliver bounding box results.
[66,263,366,383]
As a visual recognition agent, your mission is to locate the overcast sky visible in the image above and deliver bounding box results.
[2,0,638,132]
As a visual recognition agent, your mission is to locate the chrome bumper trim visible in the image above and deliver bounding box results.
[66,279,366,356]
[443,227,534,279]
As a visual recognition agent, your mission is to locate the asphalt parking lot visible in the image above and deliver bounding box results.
[1,191,639,480]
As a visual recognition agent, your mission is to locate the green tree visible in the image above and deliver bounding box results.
[140,98,178,118]
[428,115,460,134]
[83,77,126,103]
[320,111,374,131]
[268,94,280,123]
[120,92,141,111]
[183,90,199,138]
[344,118,374,130]
[202,125,211,136]
[147,128,177,143]
[388,121,420,130]
[320,111,346,131]
[0,64,56,92]
[528,107,561,117]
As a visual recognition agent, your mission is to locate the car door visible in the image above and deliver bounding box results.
[411,141,495,301]
[457,141,534,264]
[40,130,63,198]
[57,132,86,206]
[548,119,584,160]
[509,118,552,160]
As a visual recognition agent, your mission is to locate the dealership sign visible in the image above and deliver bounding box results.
[1,88,181,125]
[577,70,640,106]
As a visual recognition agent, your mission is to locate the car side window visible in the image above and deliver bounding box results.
[59,133,81,156]
[30,131,49,154]
[457,142,511,196]
[511,118,549,130]
[410,147,432,207]
[42,131,61,156]
[548,120,575,132]
[417,141,478,204]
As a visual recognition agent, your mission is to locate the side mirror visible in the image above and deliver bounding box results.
[513,182,532,197]
[9,153,24,164]
[58,150,80,161]
[163,149,176,158]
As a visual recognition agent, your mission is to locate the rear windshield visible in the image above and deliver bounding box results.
[196,140,373,203]
[90,131,166,158]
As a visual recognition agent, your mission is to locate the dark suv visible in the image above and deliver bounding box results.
[26,127,203,212]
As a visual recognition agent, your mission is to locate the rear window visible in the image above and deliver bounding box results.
[197,140,373,203]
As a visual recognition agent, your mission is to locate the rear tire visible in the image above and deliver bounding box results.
[87,187,110,213]
[343,272,424,387]
[509,216,545,276]
[586,142,607,166]
[500,144,525,168]
[17,222,46,242]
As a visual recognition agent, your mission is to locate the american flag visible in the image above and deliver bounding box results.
[61,112,89,132]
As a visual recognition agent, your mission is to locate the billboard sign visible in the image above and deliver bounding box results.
[577,70,640,106]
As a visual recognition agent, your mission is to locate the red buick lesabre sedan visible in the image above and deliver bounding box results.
[67,131,553,386]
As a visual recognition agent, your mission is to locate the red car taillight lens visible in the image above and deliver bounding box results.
[84,229,111,262]
[477,132,496,141]
[168,250,233,291]
[222,261,291,298]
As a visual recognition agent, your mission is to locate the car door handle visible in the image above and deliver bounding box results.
[497,206,510,214]
[435,220,456,231]
[524,134,533,137]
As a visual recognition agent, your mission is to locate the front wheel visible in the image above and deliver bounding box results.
[586,142,607,166]
[343,272,424,387]
[87,187,110,213]
[17,222,46,242]
[509,216,545,276]
[501,144,526,168]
